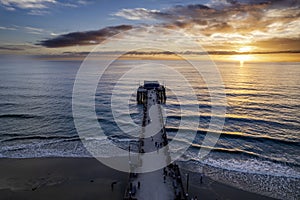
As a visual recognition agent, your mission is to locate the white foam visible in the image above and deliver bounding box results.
[0,137,133,159]
[201,157,300,178]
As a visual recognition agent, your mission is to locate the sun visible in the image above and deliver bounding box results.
[232,54,252,65]
[233,52,254,67]
[238,46,252,52]
[231,46,254,67]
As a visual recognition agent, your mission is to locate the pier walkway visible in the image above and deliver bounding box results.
[124,82,186,200]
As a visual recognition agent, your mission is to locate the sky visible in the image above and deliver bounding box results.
[0,0,299,61]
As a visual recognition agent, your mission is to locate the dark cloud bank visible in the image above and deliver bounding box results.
[39,25,132,48]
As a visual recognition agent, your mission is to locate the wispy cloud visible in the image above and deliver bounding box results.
[50,31,68,36]
[23,26,49,35]
[28,9,50,15]
[0,26,17,31]
[0,43,40,51]
[0,24,58,36]
[0,0,56,10]
[113,8,170,21]
[25,26,45,32]
[0,46,24,51]
[0,0,90,15]
[57,0,90,8]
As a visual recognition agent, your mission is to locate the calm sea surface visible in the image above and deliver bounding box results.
[0,56,299,199]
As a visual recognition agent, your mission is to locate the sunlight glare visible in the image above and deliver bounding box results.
[238,46,252,52]
[232,54,253,67]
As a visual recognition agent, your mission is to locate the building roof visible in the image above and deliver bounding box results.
[144,81,160,89]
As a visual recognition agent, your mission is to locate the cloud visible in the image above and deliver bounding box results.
[0,0,56,10]
[0,43,40,51]
[209,0,299,9]
[0,0,91,15]
[113,8,171,21]
[39,25,133,48]
[0,46,24,51]
[0,25,56,36]
[25,26,45,33]
[253,37,300,51]
[114,1,299,50]
[28,9,50,15]
[56,0,90,8]
[113,4,212,21]
[0,26,17,31]
[39,1,300,52]
[50,31,67,36]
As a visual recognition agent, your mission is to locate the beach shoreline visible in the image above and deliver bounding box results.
[0,157,277,200]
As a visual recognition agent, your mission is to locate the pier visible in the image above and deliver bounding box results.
[124,81,186,200]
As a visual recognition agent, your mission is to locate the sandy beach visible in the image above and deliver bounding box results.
[0,158,128,200]
[182,169,276,200]
[0,158,276,200]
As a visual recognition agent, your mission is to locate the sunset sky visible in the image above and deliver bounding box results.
[0,0,299,61]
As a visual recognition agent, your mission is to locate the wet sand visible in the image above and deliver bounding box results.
[0,158,275,200]
[180,168,276,200]
[0,158,128,200]
[186,175,275,200]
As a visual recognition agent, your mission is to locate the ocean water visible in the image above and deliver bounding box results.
[0,56,299,199]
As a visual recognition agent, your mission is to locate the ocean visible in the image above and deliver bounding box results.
[0,56,299,199]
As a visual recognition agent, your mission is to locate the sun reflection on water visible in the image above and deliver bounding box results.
[232,54,253,67]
